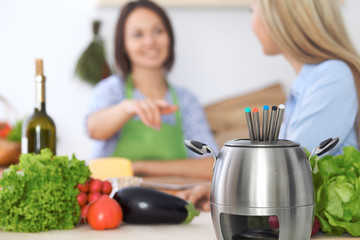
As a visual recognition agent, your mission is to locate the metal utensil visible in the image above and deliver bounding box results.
[308,137,339,160]
[268,106,278,141]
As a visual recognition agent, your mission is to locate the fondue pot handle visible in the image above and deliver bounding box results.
[184,140,211,155]
[308,137,339,160]
[184,140,218,171]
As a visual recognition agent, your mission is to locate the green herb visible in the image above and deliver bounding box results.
[310,146,360,236]
[75,20,111,85]
[0,149,91,232]
[6,120,22,142]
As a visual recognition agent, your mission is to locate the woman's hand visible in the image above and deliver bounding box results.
[123,99,178,130]
[176,183,211,211]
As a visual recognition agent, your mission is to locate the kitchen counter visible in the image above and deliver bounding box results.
[1,212,214,240]
[0,167,358,240]
[0,211,357,240]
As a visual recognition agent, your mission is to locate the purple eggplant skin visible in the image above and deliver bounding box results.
[113,187,198,224]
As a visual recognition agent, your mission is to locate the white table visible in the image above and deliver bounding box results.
[0,211,358,240]
[0,212,216,240]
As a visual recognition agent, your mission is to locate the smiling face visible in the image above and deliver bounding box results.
[250,2,281,55]
[124,7,170,71]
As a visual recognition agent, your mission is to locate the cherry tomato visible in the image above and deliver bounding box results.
[81,204,89,220]
[269,215,320,236]
[0,123,11,138]
[87,195,123,230]
[88,192,102,203]
[77,192,88,206]
[311,217,320,236]
[268,216,279,229]
[90,180,102,193]
[102,181,112,195]
[77,182,90,193]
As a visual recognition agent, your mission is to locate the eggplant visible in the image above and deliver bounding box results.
[113,187,200,224]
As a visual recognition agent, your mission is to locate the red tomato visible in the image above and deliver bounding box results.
[81,204,89,219]
[268,216,279,229]
[0,123,11,138]
[311,217,320,236]
[77,182,90,193]
[102,181,112,195]
[87,195,123,230]
[90,180,102,193]
[88,192,102,203]
[77,192,88,206]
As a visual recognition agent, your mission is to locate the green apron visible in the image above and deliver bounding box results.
[111,76,187,162]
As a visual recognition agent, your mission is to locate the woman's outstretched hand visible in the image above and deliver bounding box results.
[123,99,178,130]
[176,183,212,211]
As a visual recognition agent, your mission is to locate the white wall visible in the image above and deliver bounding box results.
[1,0,360,160]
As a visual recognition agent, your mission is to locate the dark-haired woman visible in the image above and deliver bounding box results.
[86,0,217,179]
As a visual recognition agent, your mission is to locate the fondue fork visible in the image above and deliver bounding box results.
[252,108,261,142]
[245,107,255,142]
[273,104,285,142]
[262,105,269,141]
[268,106,278,142]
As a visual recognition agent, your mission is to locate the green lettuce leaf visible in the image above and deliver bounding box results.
[311,146,360,236]
[6,120,22,142]
[0,149,91,232]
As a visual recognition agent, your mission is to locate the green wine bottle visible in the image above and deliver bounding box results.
[21,59,56,154]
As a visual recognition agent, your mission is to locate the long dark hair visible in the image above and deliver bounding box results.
[115,0,175,78]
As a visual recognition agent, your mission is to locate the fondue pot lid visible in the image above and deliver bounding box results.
[225,139,300,148]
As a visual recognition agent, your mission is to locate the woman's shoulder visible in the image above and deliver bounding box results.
[88,75,126,110]
[93,75,125,94]
[306,59,354,86]
[302,59,356,101]
[170,84,200,106]
[96,75,124,88]
[171,84,198,100]
[314,59,352,78]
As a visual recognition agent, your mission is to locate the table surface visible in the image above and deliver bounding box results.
[0,211,357,240]
[0,166,358,240]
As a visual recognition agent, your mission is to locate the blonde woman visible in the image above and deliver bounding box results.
[254,0,360,154]
[178,0,360,209]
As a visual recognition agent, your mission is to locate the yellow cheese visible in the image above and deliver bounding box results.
[89,157,133,180]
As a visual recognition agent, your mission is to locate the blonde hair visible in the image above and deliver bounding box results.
[254,0,360,140]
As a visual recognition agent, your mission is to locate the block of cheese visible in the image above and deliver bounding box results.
[89,157,133,180]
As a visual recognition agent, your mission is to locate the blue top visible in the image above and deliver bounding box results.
[279,60,359,155]
[86,75,219,159]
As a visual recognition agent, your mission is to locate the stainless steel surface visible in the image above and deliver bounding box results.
[212,142,313,207]
[268,107,277,141]
[262,107,269,141]
[211,204,313,240]
[245,111,255,142]
[210,139,314,240]
[225,139,300,148]
[253,111,261,141]
[273,104,285,141]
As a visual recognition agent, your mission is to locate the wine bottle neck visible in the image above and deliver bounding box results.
[34,75,46,112]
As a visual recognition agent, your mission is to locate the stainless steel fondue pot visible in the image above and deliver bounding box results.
[185,138,338,240]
